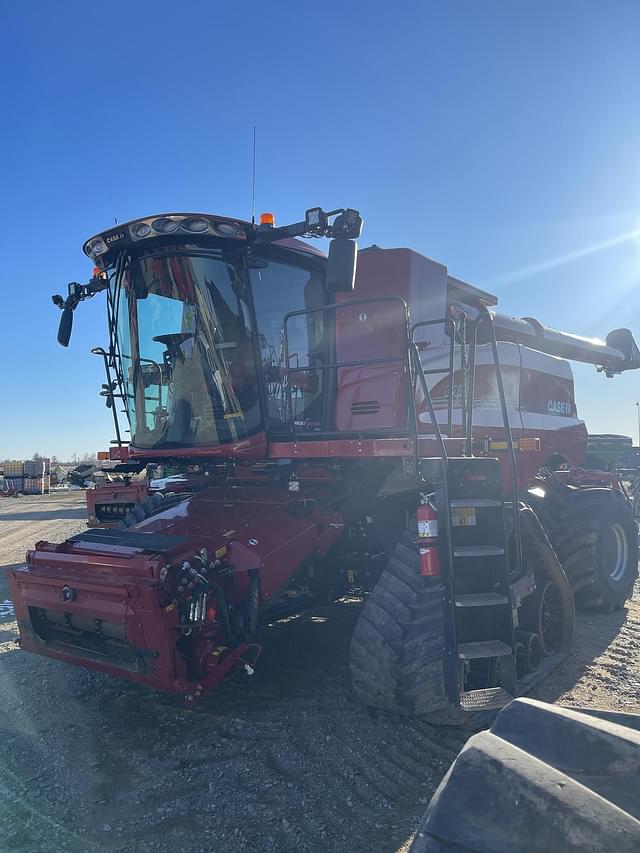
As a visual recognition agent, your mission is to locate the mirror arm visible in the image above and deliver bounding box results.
[52,275,109,348]
[52,276,109,313]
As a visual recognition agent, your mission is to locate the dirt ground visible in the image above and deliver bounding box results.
[1,492,639,853]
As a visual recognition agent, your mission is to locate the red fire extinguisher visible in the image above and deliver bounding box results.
[416,496,440,577]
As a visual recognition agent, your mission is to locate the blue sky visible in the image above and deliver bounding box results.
[1,1,639,459]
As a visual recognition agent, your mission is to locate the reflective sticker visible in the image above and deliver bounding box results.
[418,520,438,538]
[451,508,477,527]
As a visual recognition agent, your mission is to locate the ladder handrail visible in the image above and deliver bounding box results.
[409,336,460,702]
[281,295,412,437]
[480,307,523,582]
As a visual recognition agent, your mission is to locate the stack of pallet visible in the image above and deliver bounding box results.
[23,459,51,494]
[2,460,51,494]
[3,460,24,493]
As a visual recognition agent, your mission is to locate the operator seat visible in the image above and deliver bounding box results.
[166,340,229,445]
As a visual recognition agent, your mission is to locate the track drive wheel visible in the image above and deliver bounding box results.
[349,531,451,720]
[530,487,638,610]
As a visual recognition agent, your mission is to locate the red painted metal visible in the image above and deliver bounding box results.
[334,297,409,432]
[109,446,130,461]
[129,431,268,461]
[8,484,344,697]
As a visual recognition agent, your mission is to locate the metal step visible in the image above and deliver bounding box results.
[453,545,505,558]
[457,641,513,660]
[449,499,502,508]
[454,593,509,608]
[459,687,514,711]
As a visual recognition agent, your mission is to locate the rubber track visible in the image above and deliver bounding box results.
[349,532,449,718]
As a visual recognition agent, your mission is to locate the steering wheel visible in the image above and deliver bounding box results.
[152,332,194,365]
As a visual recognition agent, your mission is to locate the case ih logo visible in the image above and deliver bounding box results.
[548,399,572,415]
[105,231,127,244]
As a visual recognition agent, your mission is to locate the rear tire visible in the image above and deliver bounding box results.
[530,487,638,609]
[349,532,450,718]
[630,473,640,520]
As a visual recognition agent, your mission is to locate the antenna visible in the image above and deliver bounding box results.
[251,126,257,225]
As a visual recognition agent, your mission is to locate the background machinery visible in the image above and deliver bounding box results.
[7,206,640,717]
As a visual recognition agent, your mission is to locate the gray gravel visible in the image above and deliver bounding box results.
[1,493,639,852]
[0,493,464,853]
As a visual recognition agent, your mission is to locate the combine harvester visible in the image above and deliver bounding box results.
[7,206,640,719]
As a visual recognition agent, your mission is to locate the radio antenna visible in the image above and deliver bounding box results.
[251,126,257,225]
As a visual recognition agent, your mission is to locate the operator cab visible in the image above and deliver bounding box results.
[53,209,362,458]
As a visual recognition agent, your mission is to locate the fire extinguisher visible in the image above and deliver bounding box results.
[416,496,440,577]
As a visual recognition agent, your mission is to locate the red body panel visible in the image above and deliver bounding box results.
[129,431,268,461]
[335,296,410,431]
[8,485,343,696]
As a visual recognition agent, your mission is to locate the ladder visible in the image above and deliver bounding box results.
[412,310,520,712]
[441,456,516,710]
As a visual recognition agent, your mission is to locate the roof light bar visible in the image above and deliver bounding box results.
[152,217,179,234]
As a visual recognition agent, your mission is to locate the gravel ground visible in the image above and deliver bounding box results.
[1,492,639,853]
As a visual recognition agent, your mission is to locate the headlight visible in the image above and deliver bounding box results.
[152,217,179,234]
[131,222,152,238]
[180,217,209,233]
[215,221,239,237]
[89,238,108,256]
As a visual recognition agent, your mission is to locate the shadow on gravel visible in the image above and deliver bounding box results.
[0,565,21,599]
[0,598,466,853]
[0,507,87,522]
[4,585,627,852]
[531,605,629,704]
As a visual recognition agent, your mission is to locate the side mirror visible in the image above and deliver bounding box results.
[327,238,357,292]
[57,307,74,347]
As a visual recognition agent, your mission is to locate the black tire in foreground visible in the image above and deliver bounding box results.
[529,487,638,610]
[410,698,640,853]
[349,531,450,719]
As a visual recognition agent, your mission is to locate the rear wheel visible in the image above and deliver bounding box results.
[629,473,640,520]
[530,487,638,609]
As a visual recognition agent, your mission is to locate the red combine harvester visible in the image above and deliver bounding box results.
[7,207,640,716]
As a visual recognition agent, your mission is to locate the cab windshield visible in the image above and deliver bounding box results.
[113,252,261,449]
